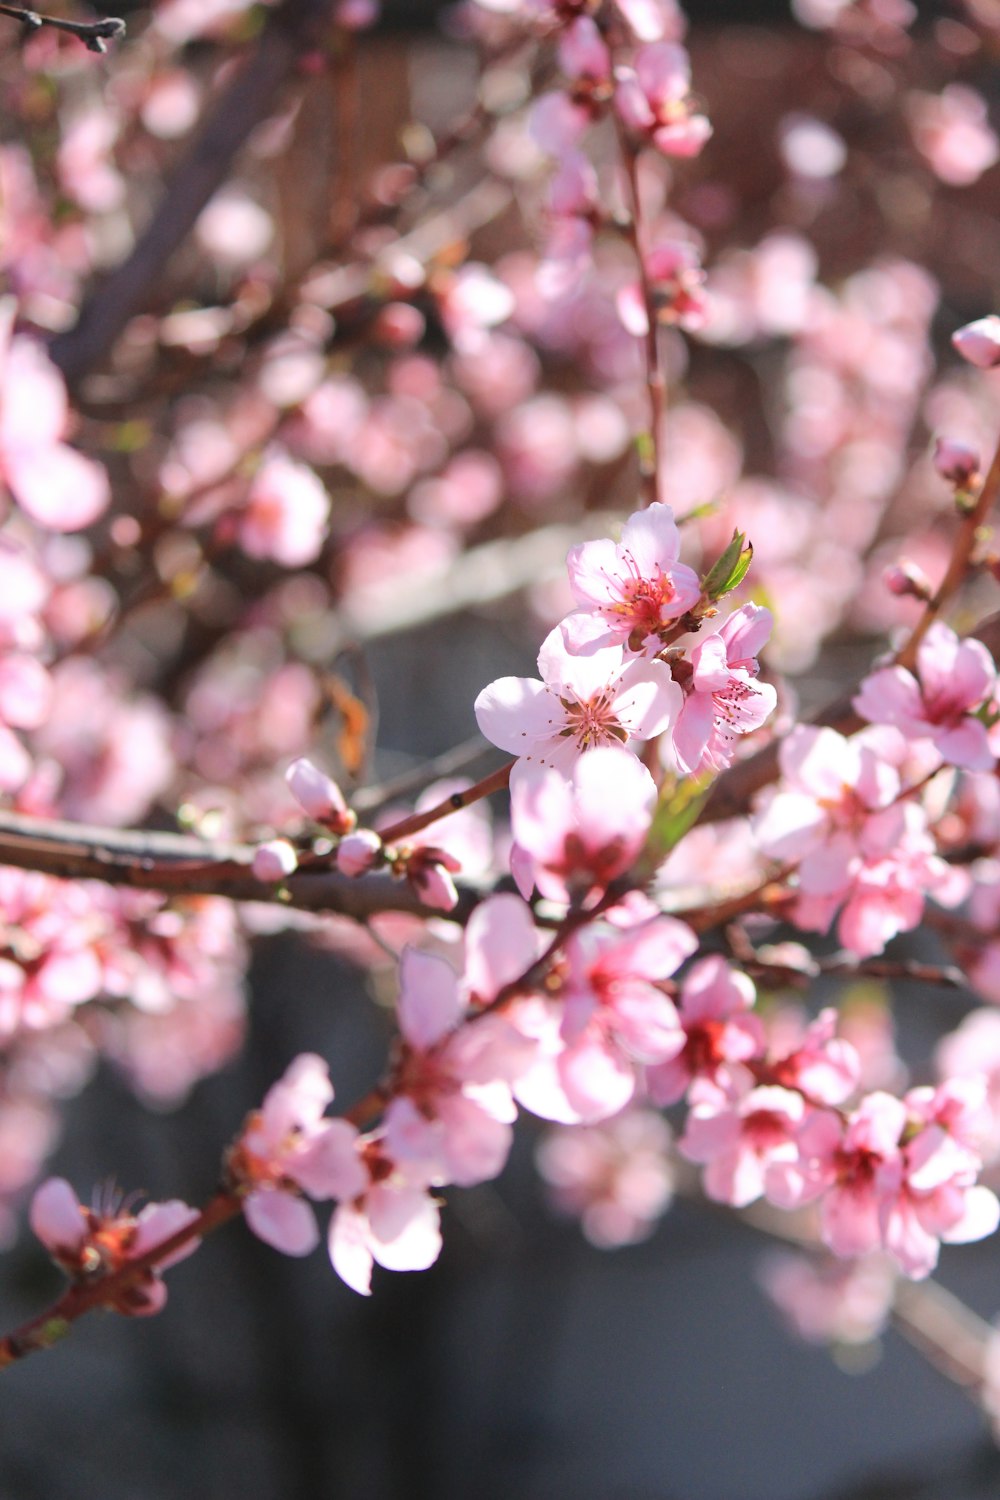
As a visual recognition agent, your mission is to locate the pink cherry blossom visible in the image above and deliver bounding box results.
[754,724,962,955]
[475,622,681,786]
[399,845,462,913]
[328,1161,442,1297]
[614,43,712,159]
[514,916,695,1124]
[30,1177,200,1315]
[937,1008,1000,1158]
[646,955,764,1106]
[528,91,592,157]
[383,936,536,1188]
[671,603,778,774]
[562,503,702,655]
[908,85,999,188]
[557,17,611,84]
[768,1008,861,1107]
[236,450,330,568]
[616,242,708,338]
[231,1054,367,1256]
[681,1080,806,1208]
[509,746,657,902]
[758,1250,896,1347]
[765,1092,907,1261]
[853,621,996,771]
[879,1080,1000,1278]
[251,839,299,882]
[536,1108,675,1247]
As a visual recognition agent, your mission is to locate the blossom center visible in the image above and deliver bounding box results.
[559,692,628,750]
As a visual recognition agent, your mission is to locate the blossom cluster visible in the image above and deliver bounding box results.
[7,0,1000,1440]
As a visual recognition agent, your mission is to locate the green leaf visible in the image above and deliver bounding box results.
[635,430,656,471]
[701,529,753,600]
[635,770,716,880]
[676,498,720,526]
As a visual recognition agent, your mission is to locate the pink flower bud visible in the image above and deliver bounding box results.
[952,315,1000,368]
[882,560,932,600]
[336,829,383,877]
[933,435,981,487]
[285,758,354,832]
[252,839,299,882]
[407,860,459,912]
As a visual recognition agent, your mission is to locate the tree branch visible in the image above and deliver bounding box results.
[49,0,341,388]
[0,2,124,52]
[0,808,483,919]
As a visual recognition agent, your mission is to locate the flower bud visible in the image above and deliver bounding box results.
[408,861,459,912]
[883,560,932,601]
[252,839,299,882]
[336,829,383,877]
[933,435,981,487]
[952,315,1000,368]
[286,758,355,833]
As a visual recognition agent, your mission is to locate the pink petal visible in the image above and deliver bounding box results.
[132,1201,201,1268]
[244,1188,319,1256]
[5,443,110,531]
[328,1203,374,1295]
[367,1184,442,1271]
[398,947,462,1049]
[474,676,555,756]
[30,1177,85,1252]
[464,892,541,1002]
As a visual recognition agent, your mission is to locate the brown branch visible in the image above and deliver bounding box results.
[0,808,484,920]
[0,2,124,51]
[613,118,665,509]
[378,763,512,845]
[895,434,1000,673]
[49,0,342,388]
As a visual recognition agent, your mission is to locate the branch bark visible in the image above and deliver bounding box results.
[0,808,483,920]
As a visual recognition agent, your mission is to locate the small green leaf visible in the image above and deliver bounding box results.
[635,430,656,471]
[676,498,720,526]
[40,1317,70,1348]
[635,771,716,880]
[701,530,753,600]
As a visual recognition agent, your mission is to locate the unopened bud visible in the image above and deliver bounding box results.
[336,829,383,877]
[933,435,981,488]
[404,846,461,913]
[252,839,299,882]
[286,758,355,834]
[883,560,932,601]
[952,315,1000,369]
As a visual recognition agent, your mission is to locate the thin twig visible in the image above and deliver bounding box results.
[613,116,665,508]
[0,2,124,52]
[895,434,1000,673]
